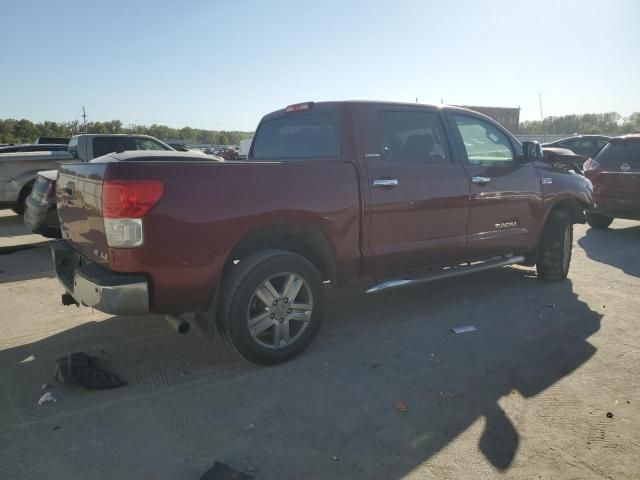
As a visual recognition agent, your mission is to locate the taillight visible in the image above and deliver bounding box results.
[41,181,56,206]
[583,158,600,172]
[102,180,164,248]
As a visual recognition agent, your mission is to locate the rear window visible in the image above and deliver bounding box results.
[595,141,640,165]
[251,113,341,160]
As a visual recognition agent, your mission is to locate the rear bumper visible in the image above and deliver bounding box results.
[50,240,149,315]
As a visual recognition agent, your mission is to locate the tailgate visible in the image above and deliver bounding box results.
[56,163,110,265]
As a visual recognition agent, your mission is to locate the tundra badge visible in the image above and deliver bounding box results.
[495,221,518,230]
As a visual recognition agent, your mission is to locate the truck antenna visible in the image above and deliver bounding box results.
[538,93,546,142]
[82,106,87,133]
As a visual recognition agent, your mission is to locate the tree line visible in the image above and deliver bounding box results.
[0,118,254,145]
[519,112,640,135]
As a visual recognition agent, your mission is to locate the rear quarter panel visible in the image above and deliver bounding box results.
[105,161,361,314]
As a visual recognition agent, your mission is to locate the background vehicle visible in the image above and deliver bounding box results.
[1,134,173,214]
[238,137,253,159]
[583,134,640,228]
[216,147,239,160]
[51,101,593,365]
[542,135,609,158]
[23,170,60,238]
[0,143,68,153]
[35,136,70,145]
[23,136,216,236]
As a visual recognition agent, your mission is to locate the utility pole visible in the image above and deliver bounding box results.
[82,106,87,133]
[538,93,546,142]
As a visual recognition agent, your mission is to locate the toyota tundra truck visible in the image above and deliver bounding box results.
[51,101,594,365]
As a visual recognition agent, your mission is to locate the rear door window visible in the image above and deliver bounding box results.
[381,111,451,163]
[252,113,341,160]
[93,137,124,157]
[595,142,640,167]
[134,138,169,150]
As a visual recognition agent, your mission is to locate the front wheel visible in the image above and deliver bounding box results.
[586,212,613,229]
[536,209,573,281]
[217,250,324,365]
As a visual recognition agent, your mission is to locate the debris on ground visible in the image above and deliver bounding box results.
[546,303,556,308]
[331,455,341,461]
[450,325,477,334]
[439,391,464,402]
[242,423,255,432]
[200,461,252,480]
[606,411,614,418]
[54,352,126,390]
[395,400,409,413]
[38,392,57,405]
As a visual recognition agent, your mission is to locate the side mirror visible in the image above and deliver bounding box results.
[521,141,543,162]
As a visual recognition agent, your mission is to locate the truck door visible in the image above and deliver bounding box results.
[447,112,542,258]
[360,106,470,275]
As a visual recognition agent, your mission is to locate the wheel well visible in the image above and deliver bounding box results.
[18,179,36,202]
[224,224,336,282]
[549,198,587,224]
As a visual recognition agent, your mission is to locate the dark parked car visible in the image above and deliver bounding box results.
[542,135,609,158]
[23,170,60,238]
[51,101,593,365]
[583,134,640,228]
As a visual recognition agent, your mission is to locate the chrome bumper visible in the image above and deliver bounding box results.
[50,240,149,315]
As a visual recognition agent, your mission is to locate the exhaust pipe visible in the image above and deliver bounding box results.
[61,292,79,307]
[165,315,191,335]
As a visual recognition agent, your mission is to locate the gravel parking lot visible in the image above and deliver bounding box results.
[0,209,638,480]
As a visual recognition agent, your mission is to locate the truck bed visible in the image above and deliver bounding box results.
[56,158,361,313]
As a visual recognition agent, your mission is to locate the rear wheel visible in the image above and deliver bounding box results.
[11,181,35,215]
[586,212,613,229]
[536,209,573,281]
[217,250,324,365]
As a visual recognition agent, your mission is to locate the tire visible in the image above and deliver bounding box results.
[586,212,613,229]
[217,249,324,365]
[536,209,573,281]
[11,181,35,215]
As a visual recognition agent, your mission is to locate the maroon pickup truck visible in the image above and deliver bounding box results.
[51,101,594,365]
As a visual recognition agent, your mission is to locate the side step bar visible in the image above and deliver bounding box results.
[366,255,526,294]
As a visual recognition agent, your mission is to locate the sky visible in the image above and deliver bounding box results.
[1,0,638,131]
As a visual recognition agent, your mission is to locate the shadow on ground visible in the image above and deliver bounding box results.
[0,243,53,283]
[577,223,640,278]
[0,266,601,480]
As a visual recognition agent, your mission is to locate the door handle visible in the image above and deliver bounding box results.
[372,178,398,187]
[471,176,491,184]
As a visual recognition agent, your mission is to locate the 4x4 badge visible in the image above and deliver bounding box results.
[621,163,631,172]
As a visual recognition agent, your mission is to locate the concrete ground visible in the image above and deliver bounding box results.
[0,209,638,479]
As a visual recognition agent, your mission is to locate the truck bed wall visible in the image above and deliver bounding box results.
[105,161,362,313]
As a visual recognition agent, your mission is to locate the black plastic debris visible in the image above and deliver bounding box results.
[54,352,126,389]
[200,462,252,480]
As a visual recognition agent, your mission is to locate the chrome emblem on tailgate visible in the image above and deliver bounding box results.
[620,163,631,172]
